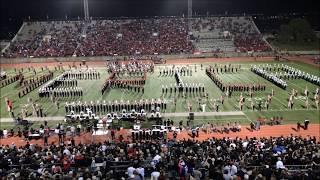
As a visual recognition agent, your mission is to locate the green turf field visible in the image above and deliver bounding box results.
[1,60,319,130]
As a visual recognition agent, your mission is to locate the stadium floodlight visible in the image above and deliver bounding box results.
[187,0,193,49]
[188,0,193,30]
[83,0,89,21]
[188,0,192,19]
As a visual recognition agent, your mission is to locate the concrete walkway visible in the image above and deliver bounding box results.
[0,111,244,123]
[163,111,244,117]
[0,116,65,123]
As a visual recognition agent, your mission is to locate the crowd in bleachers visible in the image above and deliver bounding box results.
[76,18,193,56]
[0,129,319,179]
[33,22,83,57]
[3,17,271,58]
[234,34,270,53]
[191,17,270,53]
[4,21,84,58]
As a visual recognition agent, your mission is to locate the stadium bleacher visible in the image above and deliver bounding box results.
[3,16,271,58]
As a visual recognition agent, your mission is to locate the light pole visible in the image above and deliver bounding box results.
[83,0,89,21]
[187,0,193,54]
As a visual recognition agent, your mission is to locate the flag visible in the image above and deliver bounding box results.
[6,100,13,112]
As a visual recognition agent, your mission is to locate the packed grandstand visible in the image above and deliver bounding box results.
[0,133,319,179]
[3,16,271,58]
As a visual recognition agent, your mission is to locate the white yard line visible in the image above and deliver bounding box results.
[286,80,304,91]
[222,71,243,110]
[271,95,288,110]
[242,108,318,112]
[120,90,124,101]
[1,92,11,99]
[243,113,253,123]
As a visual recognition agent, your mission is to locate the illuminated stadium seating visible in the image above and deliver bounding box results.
[191,16,270,53]
[3,16,271,58]
[75,18,193,56]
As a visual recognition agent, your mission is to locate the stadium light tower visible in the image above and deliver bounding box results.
[188,0,192,29]
[83,0,90,21]
[188,0,192,19]
[187,0,193,49]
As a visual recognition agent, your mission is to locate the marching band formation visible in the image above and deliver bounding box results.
[207,66,266,93]
[281,65,320,85]
[159,65,193,77]
[102,61,151,95]
[256,64,320,85]
[2,60,318,129]
[107,60,154,73]
[207,64,241,74]
[251,65,287,89]
[18,72,54,98]
[161,83,205,95]
[0,73,21,88]
[101,72,146,95]
[38,70,86,98]
[64,68,101,80]
[65,99,168,114]
[39,87,83,98]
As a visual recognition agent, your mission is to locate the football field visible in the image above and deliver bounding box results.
[1,60,319,129]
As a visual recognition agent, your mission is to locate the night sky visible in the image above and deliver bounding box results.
[1,0,319,39]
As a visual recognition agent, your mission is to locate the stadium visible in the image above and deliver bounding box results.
[0,0,319,179]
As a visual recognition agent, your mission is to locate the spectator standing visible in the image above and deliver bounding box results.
[256,120,261,130]
[111,129,115,140]
[262,165,272,180]
[276,157,285,169]
[297,121,301,131]
[304,119,310,130]
[70,125,75,137]
[151,167,160,180]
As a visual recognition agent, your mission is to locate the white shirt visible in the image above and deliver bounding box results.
[153,154,161,162]
[137,167,145,178]
[63,149,71,156]
[3,129,8,137]
[223,173,232,180]
[127,166,135,177]
[101,145,107,151]
[242,141,248,148]
[230,165,237,175]
[151,171,160,180]
[276,160,285,169]
[37,168,45,174]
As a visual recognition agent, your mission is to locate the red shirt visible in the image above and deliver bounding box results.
[62,156,71,171]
